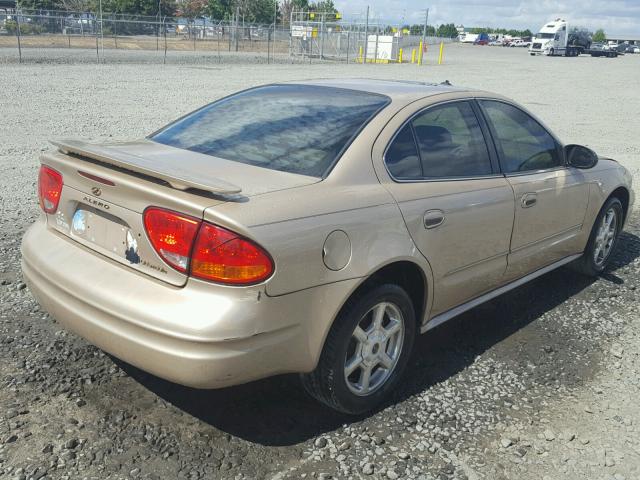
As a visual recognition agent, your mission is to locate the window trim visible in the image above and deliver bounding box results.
[475,97,566,177]
[383,99,501,183]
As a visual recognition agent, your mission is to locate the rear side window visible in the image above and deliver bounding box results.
[151,85,389,177]
[480,100,562,173]
[385,124,422,179]
[412,102,492,177]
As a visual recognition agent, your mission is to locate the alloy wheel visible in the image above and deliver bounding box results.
[593,207,617,267]
[344,302,405,396]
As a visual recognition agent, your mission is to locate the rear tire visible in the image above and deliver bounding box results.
[571,197,623,276]
[301,284,416,414]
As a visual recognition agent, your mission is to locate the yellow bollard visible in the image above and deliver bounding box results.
[418,40,423,65]
[398,48,403,63]
[411,48,416,63]
[359,45,363,63]
[438,41,444,65]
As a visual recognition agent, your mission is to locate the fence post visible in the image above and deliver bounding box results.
[234,7,239,52]
[163,17,167,64]
[346,30,350,63]
[217,29,221,63]
[362,5,369,65]
[267,27,271,64]
[374,33,378,63]
[320,12,325,59]
[16,9,22,63]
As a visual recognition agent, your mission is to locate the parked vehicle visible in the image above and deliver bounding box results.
[473,33,490,45]
[588,43,620,58]
[529,19,590,56]
[510,39,530,47]
[458,32,479,43]
[22,80,635,414]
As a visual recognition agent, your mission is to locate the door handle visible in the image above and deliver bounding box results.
[521,193,537,208]
[424,209,445,229]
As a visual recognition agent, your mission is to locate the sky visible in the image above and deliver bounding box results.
[333,1,640,36]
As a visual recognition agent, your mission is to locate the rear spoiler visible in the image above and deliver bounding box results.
[51,139,242,195]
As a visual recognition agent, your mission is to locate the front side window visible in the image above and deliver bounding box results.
[480,100,562,173]
[411,102,492,178]
[152,85,389,177]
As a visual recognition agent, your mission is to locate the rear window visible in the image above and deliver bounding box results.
[151,84,390,177]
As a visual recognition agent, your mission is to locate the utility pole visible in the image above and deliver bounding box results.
[362,5,369,65]
[420,8,429,65]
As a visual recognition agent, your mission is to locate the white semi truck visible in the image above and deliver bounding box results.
[529,19,583,56]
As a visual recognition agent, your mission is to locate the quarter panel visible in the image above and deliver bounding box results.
[255,202,426,297]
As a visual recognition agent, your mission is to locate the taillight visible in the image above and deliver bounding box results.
[143,207,274,285]
[38,165,63,214]
[191,223,274,285]
[143,208,200,273]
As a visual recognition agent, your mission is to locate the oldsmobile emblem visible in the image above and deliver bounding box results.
[91,187,102,196]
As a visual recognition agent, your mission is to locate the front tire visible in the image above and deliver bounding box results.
[301,284,416,414]
[572,197,623,276]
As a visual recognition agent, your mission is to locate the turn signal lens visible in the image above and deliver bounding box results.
[191,223,274,285]
[38,165,63,214]
[143,208,200,273]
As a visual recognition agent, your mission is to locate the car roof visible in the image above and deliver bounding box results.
[282,78,480,103]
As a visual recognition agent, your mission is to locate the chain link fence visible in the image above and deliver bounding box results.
[0,7,456,65]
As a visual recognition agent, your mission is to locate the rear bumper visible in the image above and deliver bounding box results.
[21,219,357,388]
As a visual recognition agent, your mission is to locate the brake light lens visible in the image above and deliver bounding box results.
[191,223,274,285]
[38,165,63,214]
[143,208,274,285]
[143,208,200,273]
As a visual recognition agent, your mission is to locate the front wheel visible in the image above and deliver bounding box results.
[571,197,623,276]
[301,284,416,414]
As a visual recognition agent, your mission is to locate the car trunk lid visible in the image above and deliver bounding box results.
[41,140,319,287]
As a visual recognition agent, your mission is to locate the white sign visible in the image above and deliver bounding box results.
[366,35,394,60]
[291,25,313,38]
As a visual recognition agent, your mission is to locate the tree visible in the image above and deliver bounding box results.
[309,0,335,12]
[592,28,606,43]
[102,0,176,16]
[207,0,232,20]
[176,0,207,19]
[232,0,276,23]
[436,23,457,38]
[58,0,93,12]
[18,0,60,10]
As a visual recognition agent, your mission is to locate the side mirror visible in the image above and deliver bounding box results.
[565,144,598,169]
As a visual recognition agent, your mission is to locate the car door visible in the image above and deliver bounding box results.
[376,99,515,317]
[478,99,590,280]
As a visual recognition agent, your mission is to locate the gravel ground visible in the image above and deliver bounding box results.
[0,44,639,480]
